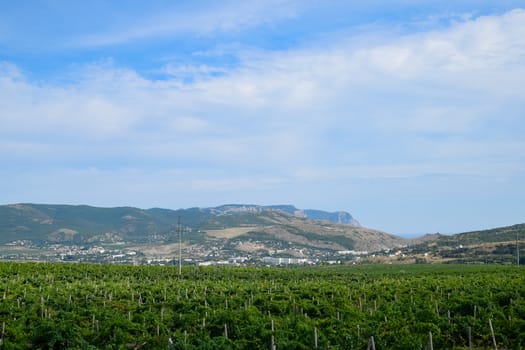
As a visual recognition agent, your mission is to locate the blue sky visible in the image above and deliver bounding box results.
[1,1,524,236]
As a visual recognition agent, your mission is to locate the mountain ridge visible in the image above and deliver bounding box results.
[3,203,521,265]
[206,204,360,226]
[0,203,399,264]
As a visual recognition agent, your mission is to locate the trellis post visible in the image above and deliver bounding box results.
[489,319,497,350]
[367,336,376,350]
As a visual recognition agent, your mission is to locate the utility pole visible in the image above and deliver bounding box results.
[517,230,520,267]
[178,216,182,275]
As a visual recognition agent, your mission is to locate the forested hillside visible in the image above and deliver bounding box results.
[0,204,403,263]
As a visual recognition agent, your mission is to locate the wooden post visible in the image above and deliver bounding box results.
[489,319,497,350]
[468,326,472,350]
[367,336,376,350]
[271,319,276,350]
[429,331,433,350]
[1,321,5,347]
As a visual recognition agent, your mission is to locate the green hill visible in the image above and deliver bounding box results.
[403,224,525,264]
[436,224,525,246]
[0,203,403,263]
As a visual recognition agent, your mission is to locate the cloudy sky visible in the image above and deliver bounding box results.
[1,1,524,236]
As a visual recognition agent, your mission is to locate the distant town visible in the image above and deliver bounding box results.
[0,239,382,266]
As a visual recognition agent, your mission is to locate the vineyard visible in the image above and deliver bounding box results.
[0,263,524,349]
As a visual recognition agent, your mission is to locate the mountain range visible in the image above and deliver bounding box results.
[1,203,522,265]
[0,203,399,263]
[0,203,364,242]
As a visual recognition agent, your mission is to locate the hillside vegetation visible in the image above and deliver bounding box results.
[399,224,525,264]
[0,203,403,263]
[2,203,523,265]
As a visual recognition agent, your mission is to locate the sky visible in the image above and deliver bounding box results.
[1,1,524,236]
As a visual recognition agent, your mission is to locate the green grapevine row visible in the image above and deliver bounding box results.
[0,263,523,349]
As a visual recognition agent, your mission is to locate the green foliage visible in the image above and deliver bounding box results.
[31,317,88,349]
[0,263,523,349]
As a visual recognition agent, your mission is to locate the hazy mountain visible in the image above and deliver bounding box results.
[2,203,522,264]
[208,204,360,226]
[0,203,401,259]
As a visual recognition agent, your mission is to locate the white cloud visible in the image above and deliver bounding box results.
[1,5,524,235]
[1,9,524,189]
[73,0,300,48]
